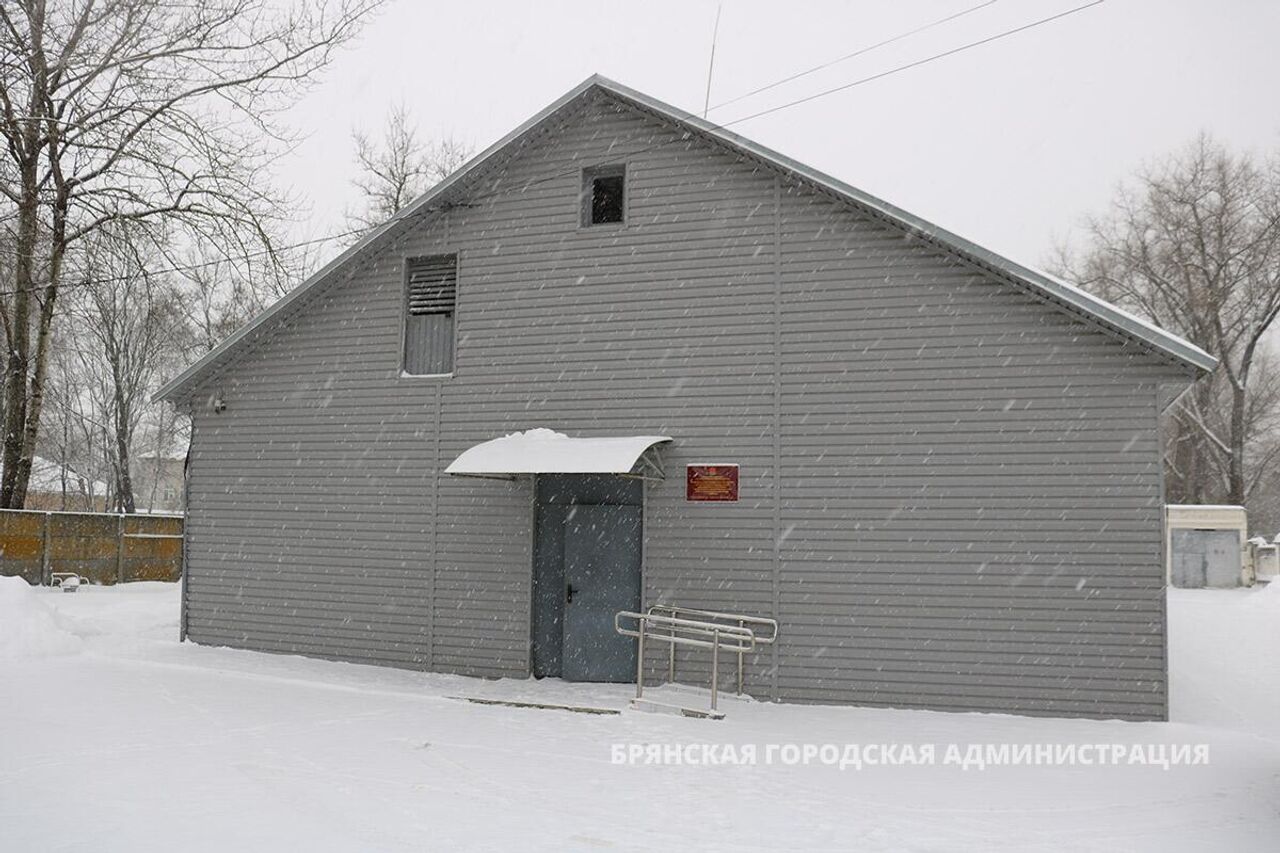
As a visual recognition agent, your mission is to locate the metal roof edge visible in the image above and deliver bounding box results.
[589,75,1217,375]
[154,212,397,404]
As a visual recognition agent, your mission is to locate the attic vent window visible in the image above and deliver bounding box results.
[582,165,625,226]
[404,254,457,376]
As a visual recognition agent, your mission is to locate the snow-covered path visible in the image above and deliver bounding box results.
[2,579,1279,852]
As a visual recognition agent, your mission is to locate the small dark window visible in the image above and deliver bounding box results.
[583,165,625,225]
[404,254,457,375]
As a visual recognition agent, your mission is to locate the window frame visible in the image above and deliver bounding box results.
[400,252,459,379]
[580,164,627,228]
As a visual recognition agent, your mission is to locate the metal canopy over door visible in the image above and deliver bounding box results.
[532,475,642,682]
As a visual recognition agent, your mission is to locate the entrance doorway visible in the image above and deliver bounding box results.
[532,475,642,682]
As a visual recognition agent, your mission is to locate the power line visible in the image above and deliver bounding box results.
[0,228,365,299]
[0,1,1104,299]
[709,0,1001,113]
[725,0,1106,125]
[702,3,723,118]
[408,1,1104,223]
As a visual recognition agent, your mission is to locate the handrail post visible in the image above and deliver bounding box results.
[710,628,720,712]
[737,618,745,695]
[635,616,646,701]
[617,607,776,717]
[668,623,676,684]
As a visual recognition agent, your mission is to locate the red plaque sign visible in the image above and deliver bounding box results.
[686,464,739,502]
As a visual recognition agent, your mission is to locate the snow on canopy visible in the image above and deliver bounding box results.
[445,428,671,476]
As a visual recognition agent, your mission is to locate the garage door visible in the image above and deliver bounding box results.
[1170,529,1241,588]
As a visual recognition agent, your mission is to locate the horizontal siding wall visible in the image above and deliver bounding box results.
[185,91,1185,717]
[772,186,1172,719]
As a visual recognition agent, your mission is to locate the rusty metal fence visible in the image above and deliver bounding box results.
[0,508,182,585]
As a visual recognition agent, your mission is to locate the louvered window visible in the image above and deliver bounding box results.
[403,254,457,375]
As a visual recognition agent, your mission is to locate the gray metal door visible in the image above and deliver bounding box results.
[1171,529,1241,588]
[562,505,641,682]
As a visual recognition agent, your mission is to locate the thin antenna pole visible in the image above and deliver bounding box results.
[702,3,722,118]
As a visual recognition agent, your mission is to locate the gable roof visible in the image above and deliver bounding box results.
[156,75,1215,404]
[19,456,109,497]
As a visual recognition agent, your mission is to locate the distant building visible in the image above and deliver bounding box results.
[131,456,185,513]
[1248,536,1279,583]
[1166,505,1249,588]
[19,456,109,512]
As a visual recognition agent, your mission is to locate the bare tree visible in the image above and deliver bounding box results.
[1242,349,1280,529]
[170,222,324,359]
[64,229,183,512]
[136,396,186,512]
[0,0,382,508]
[43,339,95,510]
[348,104,470,231]
[1057,135,1280,506]
[42,335,110,510]
[41,229,196,515]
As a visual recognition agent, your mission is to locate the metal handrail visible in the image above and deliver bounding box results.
[647,605,779,643]
[615,612,757,652]
[615,611,755,713]
[614,606,779,714]
[647,604,779,696]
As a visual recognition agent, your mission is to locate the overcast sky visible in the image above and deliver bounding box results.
[275,0,1280,271]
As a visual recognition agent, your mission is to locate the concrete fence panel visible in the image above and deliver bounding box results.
[0,509,183,585]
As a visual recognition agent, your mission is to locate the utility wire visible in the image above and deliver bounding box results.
[0,1,1105,299]
[419,0,1105,218]
[702,3,723,118]
[709,0,1000,112]
[0,228,366,298]
[726,0,1105,124]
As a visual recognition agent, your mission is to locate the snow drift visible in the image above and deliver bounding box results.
[2,583,1279,850]
[0,575,83,660]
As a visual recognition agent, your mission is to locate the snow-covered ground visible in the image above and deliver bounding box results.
[2,578,1279,852]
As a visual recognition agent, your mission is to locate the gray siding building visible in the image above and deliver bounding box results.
[158,77,1214,721]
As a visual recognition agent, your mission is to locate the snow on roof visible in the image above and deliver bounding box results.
[22,456,108,496]
[446,428,671,477]
[155,75,1216,405]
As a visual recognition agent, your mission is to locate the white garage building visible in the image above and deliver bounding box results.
[1165,505,1249,588]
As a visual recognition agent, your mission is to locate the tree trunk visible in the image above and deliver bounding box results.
[9,195,67,510]
[14,287,59,509]
[113,396,136,514]
[1228,382,1248,506]
[59,413,69,512]
[1,191,36,508]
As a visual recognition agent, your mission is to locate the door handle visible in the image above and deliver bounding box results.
[566,584,577,604]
